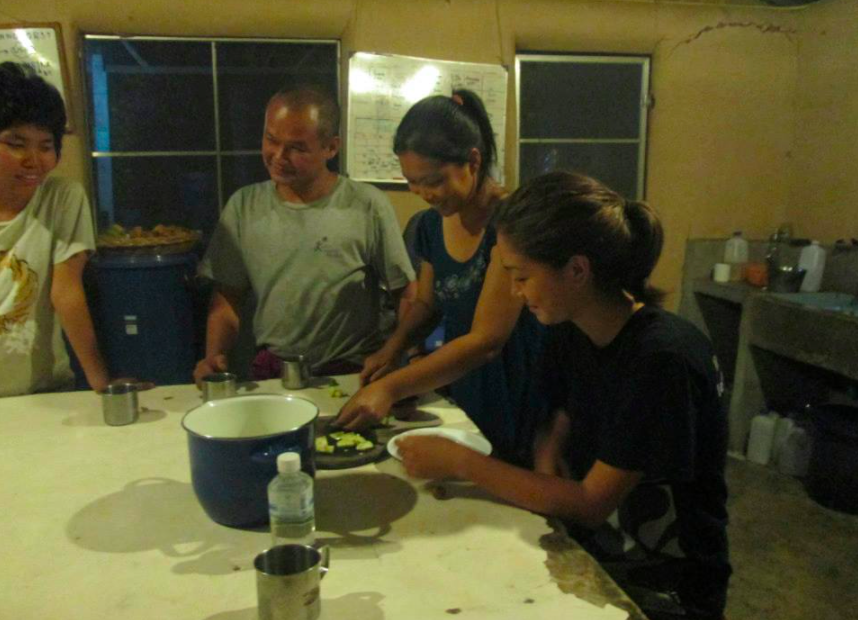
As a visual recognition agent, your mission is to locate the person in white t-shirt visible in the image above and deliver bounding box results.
[0,62,111,396]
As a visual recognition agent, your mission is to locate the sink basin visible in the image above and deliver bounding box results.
[771,292,858,316]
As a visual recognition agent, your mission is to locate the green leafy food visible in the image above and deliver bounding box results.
[316,430,374,455]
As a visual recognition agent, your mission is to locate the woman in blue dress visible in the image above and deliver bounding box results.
[337,89,546,465]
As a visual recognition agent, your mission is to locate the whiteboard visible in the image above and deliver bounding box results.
[0,23,72,127]
[347,52,508,184]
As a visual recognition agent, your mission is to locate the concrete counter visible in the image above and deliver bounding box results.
[0,376,640,620]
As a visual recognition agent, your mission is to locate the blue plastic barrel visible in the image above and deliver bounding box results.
[89,252,197,385]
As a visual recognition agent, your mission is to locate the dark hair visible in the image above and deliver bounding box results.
[0,62,67,157]
[495,170,666,306]
[393,89,497,188]
[269,85,340,141]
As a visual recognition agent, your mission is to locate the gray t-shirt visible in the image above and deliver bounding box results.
[199,176,414,370]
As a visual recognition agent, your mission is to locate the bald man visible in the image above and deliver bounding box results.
[195,87,414,383]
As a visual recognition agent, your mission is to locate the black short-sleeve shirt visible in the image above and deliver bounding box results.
[541,305,731,617]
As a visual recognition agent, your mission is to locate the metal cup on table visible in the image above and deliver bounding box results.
[100,382,140,426]
[281,355,310,390]
[201,372,237,402]
[255,544,329,620]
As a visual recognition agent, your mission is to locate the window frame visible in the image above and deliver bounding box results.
[80,33,340,219]
[515,53,651,199]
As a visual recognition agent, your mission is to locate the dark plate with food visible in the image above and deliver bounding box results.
[313,417,385,470]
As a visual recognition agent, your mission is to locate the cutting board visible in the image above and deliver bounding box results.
[314,406,442,470]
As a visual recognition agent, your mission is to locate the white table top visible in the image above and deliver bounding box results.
[0,375,630,620]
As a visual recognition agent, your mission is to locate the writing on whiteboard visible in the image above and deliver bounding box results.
[347,52,507,184]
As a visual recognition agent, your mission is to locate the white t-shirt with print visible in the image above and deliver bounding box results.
[0,176,95,396]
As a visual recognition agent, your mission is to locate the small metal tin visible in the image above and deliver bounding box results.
[101,383,140,426]
[201,372,238,401]
[281,355,310,390]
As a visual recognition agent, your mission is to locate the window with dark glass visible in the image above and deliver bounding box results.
[516,54,650,200]
[82,36,339,240]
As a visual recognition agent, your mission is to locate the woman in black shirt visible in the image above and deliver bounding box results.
[397,171,731,620]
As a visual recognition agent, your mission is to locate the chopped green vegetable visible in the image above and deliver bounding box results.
[316,431,374,455]
[314,437,335,454]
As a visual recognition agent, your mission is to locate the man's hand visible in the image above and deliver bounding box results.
[193,354,229,387]
[87,371,111,394]
[335,381,395,430]
[397,435,471,480]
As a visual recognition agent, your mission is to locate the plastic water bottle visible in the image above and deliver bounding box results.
[777,426,812,477]
[771,416,795,463]
[747,411,778,465]
[268,452,315,546]
[798,240,826,292]
[724,231,749,281]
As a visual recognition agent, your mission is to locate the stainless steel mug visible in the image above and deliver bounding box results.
[255,544,329,620]
[201,372,237,402]
[101,383,139,426]
[281,355,310,390]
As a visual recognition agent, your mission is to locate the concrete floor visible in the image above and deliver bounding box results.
[725,456,858,620]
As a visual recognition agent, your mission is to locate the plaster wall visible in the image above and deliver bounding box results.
[0,0,826,306]
[790,0,858,243]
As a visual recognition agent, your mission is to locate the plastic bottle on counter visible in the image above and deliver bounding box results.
[724,231,749,281]
[798,240,826,292]
[771,415,795,463]
[777,426,812,477]
[268,452,315,546]
[747,411,778,465]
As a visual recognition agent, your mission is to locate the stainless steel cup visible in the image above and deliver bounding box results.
[255,544,329,620]
[281,355,310,390]
[101,383,139,426]
[201,372,237,401]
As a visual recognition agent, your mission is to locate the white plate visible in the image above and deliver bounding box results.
[387,427,492,461]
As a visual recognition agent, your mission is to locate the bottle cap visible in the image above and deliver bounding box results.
[276,451,301,474]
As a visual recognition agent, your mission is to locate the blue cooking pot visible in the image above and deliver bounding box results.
[181,394,319,528]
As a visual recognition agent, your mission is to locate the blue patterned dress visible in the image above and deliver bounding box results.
[415,209,547,464]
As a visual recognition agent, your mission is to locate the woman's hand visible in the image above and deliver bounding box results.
[533,432,571,478]
[359,345,400,386]
[397,435,471,480]
[533,410,571,477]
[335,381,396,430]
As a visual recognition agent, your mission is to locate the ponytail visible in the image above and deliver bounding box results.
[495,171,667,307]
[452,89,497,185]
[393,89,497,188]
[621,200,665,306]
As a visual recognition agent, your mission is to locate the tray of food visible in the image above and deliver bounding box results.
[312,408,444,470]
[97,224,202,255]
[314,420,384,470]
